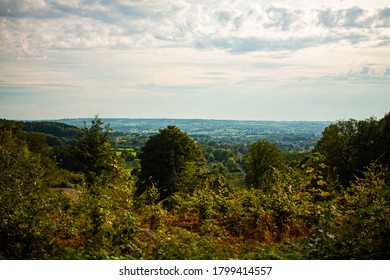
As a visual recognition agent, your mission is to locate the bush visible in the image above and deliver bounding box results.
[306,164,390,259]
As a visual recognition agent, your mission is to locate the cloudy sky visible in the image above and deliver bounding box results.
[0,0,389,121]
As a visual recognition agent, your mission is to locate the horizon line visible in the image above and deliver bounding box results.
[5,116,336,123]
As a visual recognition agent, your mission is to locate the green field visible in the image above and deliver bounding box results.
[113,147,136,157]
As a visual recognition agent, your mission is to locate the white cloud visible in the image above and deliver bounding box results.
[0,0,389,120]
[0,0,49,17]
[1,0,389,55]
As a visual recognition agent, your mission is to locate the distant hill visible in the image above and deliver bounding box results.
[57,118,331,137]
[22,121,80,139]
[55,118,331,152]
[0,119,80,146]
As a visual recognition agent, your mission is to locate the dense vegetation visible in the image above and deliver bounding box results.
[0,113,389,260]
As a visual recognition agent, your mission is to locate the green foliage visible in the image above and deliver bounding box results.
[245,139,286,189]
[306,164,390,259]
[315,120,359,187]
[0,119,80,146]
[73,117,136,251]
[0,124,70,259]
[74,116,121,186]
[315,112,390,187]
[137,126,206,201]
[1,113,389,260]
[377,111,390,163]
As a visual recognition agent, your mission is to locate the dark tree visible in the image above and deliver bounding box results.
[354,117,380,171]
[245,139,285,189]
[377,111,390,164]
[315,120,359,187]
[314,114,390,188]
[73,116,123,237]
[74,116,120,188]
[136,126,206,200]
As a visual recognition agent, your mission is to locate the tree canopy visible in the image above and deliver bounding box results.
[136,125,206,200]
[245,139,285,189]
[74,116,121,187]
[314,113,390,187]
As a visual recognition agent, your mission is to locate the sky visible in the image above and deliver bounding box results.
[0,0,389,121]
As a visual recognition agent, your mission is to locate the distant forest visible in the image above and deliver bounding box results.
[0,112,389,259]
[60,118,330,151]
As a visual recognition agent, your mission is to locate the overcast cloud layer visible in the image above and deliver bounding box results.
[1,0,389,120]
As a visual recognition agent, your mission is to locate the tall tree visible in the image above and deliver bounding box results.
[354,117,380,171]
[245,139,285,189]
[136,126,206,200]
[74,116,120,188]
[315,120,359,187]
[314,114,390,188]
[74,116,122,236]
[377,111,390,164]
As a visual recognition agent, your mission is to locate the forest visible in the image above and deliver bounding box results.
[0,113,389,260]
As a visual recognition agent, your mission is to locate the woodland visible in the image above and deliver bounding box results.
[0,112,389,260]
